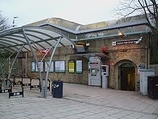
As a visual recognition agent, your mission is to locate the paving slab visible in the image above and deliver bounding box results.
[0,83,158,119]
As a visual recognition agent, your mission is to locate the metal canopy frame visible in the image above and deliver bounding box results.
[0,26,75,52]
[0,26,75,98]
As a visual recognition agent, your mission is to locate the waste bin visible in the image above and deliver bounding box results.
[148,76,158,99]
[52,80,63,98]
[0,80,2,90]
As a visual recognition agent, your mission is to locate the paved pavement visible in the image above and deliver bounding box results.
[0,82,158,119]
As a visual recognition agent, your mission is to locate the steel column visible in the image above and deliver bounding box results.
[22,28,44,97]
[8,44,24,80]
[44,37,62,98]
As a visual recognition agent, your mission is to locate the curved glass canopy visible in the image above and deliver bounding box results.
[0,26,75,53]
[0,25,75,98]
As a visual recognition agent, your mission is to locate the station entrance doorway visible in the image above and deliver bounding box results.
[119,62,135,91]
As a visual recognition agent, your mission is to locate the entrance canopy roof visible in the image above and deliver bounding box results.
[0,25,76,98]
[0,26,75,53]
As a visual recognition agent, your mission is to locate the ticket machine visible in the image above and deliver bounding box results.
[88,57,109,87]
[88,57,101,86]
[101,65,109,89]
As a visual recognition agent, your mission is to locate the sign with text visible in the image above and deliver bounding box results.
[112,39,138,46]
[76,60,83,74]
[85,31,106,38]
[68,60,75,73]
[54,60,65,73]
[45,61,54,72]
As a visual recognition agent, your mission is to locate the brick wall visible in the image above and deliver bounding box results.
[27,34,150,90]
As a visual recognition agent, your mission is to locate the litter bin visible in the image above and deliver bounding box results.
[148,76,158,99]
[0,80,2,90]
[52,80,63,98]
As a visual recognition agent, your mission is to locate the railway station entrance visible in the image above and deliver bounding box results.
[118,61,136,91]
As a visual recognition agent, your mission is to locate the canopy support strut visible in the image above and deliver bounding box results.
[8,44,24,80]
[44,37,62,98]
[22,28,44,97]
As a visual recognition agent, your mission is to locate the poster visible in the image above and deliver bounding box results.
[68,60,75,73]
[31,61,36,72]
[55,60,65,72]
[76,60,82,73]
[45,61,54,72]
[36,61,43,72]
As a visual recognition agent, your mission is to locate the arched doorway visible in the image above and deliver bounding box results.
[119,62,135,91]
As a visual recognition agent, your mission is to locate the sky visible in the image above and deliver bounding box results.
[0,0,121,27]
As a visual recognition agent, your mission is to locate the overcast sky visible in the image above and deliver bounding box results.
[1,0,121,27]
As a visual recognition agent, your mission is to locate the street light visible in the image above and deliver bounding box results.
[118,29,125,36]
[135,37,143,44]
[12,16,18,27]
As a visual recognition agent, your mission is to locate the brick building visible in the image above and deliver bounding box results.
[0,14,152,92]
[24,14,151,91]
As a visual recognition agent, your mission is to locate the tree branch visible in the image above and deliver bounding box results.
[0,13,10,31]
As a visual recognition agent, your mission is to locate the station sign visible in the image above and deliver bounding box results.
[112,39,138,46]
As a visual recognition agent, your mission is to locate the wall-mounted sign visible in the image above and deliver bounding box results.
[41,49,52,56]
[85,32,106,38]
[54,60,65,73]
[76,60,83,74]
[36,61,43,72]
[68,60,75,73]
[45,61,54,72]
[112,39,138,46]
[31,61,36,72]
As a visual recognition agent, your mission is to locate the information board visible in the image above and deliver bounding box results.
[68,60,75,73]
[76,60,82,74]
[45,61,54,72]
[55,60,65,73]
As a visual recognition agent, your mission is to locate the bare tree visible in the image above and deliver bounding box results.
[0,12,10,31]
[117,0,158,64]
[117,0,158,36]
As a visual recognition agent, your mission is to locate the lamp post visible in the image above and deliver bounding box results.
[12,16,18,27]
